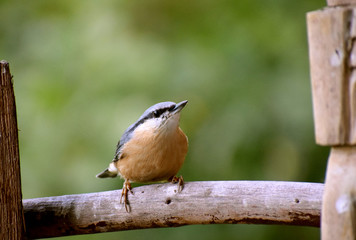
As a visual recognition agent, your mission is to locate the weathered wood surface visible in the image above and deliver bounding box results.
[307,5,356,240]
[307,7,354,145]
[0,60,26,239]
[327,0,356,6]
[23,181,323,239]
[322,147,356,240]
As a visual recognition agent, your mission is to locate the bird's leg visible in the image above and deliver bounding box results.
[170,175,184,192]
[120,180,133,212]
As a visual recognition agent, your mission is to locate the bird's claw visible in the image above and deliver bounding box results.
[171,175,184,192]
[120,180,133,212]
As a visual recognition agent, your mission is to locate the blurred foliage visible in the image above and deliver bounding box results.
[1,0,327,239]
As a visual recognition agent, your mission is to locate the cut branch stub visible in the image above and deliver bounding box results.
[307,7,356,145]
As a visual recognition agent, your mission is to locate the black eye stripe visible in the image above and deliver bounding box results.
[121,102,177,145]
[152,106,173,118]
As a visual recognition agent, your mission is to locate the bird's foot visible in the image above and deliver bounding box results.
[120,180,133,212]
[170,175,184,193]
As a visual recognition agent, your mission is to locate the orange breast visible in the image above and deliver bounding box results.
[116,127,188,183]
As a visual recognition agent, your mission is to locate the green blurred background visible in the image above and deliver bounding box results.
[1,0,328,239]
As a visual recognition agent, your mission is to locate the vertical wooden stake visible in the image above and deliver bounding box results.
[0,60,26,239]
[307,3,356,240]
[323,147,356,239]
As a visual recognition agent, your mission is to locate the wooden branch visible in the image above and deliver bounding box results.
[0,60,26,239]
[307,6,356,240]
[322,147,356,240]
[23,181,323,239]
[308,6,356,145]
[307,7,352,145]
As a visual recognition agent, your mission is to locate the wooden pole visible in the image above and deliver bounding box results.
[0,60,26,239]
[307,1,356,239]
[23,181,323,239]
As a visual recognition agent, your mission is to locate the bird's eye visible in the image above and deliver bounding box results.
[153,110,160,117]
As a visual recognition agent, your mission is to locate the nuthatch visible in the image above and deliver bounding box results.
[96,100,188,212]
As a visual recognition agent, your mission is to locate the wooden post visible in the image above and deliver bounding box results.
[0,60,26,239]
[307,1,356,239]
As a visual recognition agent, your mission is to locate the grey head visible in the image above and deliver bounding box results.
[113,100,188,161]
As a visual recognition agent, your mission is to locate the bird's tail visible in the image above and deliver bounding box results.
[96,162,118,178]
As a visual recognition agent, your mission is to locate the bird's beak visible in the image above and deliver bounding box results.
[172,100,188,114]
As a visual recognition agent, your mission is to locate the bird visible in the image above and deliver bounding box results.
[96,100,189,212]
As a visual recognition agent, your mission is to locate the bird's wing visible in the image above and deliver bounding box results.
[112,122,136,162]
